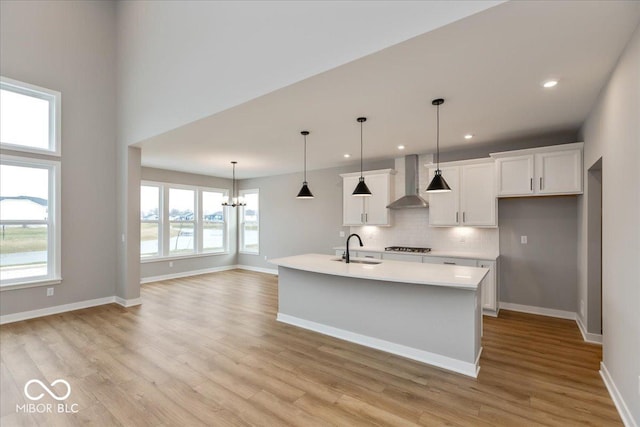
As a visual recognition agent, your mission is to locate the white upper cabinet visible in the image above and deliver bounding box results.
[341,169,394,226]
[535,149,582,195]
[491,143,583,197]
[461,162,497,226]
[426,166,460,226]
[428,160,496,227]
[495,155,534,196]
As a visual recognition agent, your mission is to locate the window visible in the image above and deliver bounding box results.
[140,185,161,258]
[140,182,228,260]
[201,191,226,253]
[1,77,61,156]
[1,77,61,288]
[240,189,259,254]
[0,157,61,287]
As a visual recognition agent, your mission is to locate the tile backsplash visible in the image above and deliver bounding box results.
[350,208,499,254]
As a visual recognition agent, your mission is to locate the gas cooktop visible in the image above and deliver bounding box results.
[384,246,432,253]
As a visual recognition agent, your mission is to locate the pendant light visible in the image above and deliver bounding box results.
[426,98,452,193]
[296,131,314,199]
[352,117,372,196]
[222,161,246,207]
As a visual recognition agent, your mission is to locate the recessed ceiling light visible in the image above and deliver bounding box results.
[542,80,558,88]
[464,134,473,140]
[343,153,351,158]
[397,145,405,150]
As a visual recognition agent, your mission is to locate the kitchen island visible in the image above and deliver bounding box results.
[269,253,488,377]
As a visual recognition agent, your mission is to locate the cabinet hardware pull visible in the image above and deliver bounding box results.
[360,213,363,223]
[444,262,456,265]
[530,178,533,191]
[540,177,543,190]
[365,213,368,223]
[463,212,466,222]
[456,212,459,222]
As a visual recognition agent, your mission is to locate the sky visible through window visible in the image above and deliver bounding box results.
[0,89,50,150]
[0,164,48,200]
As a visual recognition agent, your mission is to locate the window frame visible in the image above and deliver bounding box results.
[1,76,61,157]
[0,155,62,289]
[140,184,162,259]
[239,188,259,255]
[140,181,229,262]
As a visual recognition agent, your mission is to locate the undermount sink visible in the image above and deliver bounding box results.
[332,258,382,265]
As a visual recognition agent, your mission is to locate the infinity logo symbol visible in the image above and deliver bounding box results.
[24,379,71,401]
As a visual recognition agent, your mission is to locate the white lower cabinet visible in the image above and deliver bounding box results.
[477,260,498,315]
[383,253,423,263]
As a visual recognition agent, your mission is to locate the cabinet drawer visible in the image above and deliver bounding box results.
[356,251,382,259]
[382,253,423,263]
[423,256,476,266]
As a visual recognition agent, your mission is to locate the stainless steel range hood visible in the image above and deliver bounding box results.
[386,155,428,209]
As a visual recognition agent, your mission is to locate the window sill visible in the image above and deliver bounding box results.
[141,252,231,264]
[0,277,62,292]
[239,251,260,255]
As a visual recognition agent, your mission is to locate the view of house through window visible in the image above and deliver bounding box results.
[0,77,61,287]
[140,182,228,259]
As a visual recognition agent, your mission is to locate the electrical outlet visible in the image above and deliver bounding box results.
[46,288,54,297]
[339,231,345,237]
[521,235,528,244]
[169,261,173,268]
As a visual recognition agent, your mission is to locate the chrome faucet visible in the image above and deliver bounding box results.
[345,233,363,263]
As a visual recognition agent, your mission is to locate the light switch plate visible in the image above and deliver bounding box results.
[521,236,528,244]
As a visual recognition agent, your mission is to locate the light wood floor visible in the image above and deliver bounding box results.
[1,270,620,426]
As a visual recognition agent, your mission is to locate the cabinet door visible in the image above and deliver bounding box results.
[477,260,496,311]
[383,253,423,262]
[461,163,496,226]
[535,149,582,195]
[363,173,391,225]
[495,155,534,196]
[343,176,364,225]
[427,166,460,226]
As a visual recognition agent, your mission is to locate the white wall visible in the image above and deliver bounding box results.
[115,1,501,146]
[0,1,118,315]
[579,23,640,425]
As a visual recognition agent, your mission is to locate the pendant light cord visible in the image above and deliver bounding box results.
[436,103,440,170]
[360,120,364,177]
[304,133,307,182]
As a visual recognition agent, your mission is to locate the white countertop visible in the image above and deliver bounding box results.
[333,246,499,261]
[269,253,488,290]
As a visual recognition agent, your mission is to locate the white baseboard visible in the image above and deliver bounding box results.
[235,265,278,275]
[499,301,576,320]
[114,296,142,308]
[1,296,116,325]
[277,313,479,378]
[600,362,638,427]
[576,315,603,344]
[140,265,236,284]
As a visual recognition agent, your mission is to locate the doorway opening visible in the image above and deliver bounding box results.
[587,158,602,336]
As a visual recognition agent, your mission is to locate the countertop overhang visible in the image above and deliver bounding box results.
[269,254,488,290]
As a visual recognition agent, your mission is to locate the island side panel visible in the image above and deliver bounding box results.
[277,267,480,373]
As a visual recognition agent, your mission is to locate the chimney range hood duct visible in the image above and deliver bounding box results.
[386,155,429,209]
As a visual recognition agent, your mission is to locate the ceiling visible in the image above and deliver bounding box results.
[137,1,640,179]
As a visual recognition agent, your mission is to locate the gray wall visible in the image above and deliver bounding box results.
[0,1,118,315]
[140,167,235,280]
[498,197,578,312]
[578,22,640,424]
[237,160,393,271]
